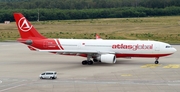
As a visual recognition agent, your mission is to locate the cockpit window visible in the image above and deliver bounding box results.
[166,46,172,48]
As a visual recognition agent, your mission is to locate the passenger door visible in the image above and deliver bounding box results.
[41,73,45,78]
[155,43,160,51]
[45,73,50,78]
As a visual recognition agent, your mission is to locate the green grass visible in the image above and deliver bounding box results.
[0,16,180,44]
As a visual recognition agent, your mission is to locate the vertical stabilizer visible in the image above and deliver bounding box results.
[14,13,46,39]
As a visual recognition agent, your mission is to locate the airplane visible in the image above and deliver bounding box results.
[96,34,102,40]
[13,13,177,65]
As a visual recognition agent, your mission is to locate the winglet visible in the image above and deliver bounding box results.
[96,34,102,40]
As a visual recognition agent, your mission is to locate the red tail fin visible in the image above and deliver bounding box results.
[14,13,46,39]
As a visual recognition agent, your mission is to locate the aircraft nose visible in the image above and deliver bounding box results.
[172,47,177,53]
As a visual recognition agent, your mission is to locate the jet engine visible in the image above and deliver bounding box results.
[97,54,116,64]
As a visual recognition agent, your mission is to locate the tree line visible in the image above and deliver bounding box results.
[0,0,180,22]
[1,6,180,23]
[0,0,180,9]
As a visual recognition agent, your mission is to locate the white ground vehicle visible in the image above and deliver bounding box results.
[39,71,57,79]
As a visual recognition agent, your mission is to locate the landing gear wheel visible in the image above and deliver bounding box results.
[155,61,159,64]
[87,60,93,65]
[155,57,159,64]
[82,60,88,65]
[93,58,98,62]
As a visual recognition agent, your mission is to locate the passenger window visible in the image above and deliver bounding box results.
[42,73,45,75]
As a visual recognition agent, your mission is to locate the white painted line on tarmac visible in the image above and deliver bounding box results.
[0,80,2,84]
[0,45,9,47]
[0,80,24,87]
[0,83,26,92]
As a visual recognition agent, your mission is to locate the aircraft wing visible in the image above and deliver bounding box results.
[38,50,115,54]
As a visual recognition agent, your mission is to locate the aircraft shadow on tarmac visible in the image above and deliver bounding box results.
[17,59,157,71]
[40,59,146,70]
[22,59,151,66]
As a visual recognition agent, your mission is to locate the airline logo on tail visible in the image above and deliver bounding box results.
[18,17,32,32]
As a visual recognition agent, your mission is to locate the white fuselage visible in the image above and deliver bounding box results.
[55,39,175,55]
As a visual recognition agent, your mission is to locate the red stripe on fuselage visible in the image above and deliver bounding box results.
[56,39,64,50]
[56,53,172,58]
[27,45,37,51]
[115,53,173,58]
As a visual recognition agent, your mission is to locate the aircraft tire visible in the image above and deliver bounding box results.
[93,58,98,62]
[155,61,159,64]
[87,60,93,65]
[82,60,88,65]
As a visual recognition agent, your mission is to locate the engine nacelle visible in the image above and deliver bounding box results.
[97,54,116,64]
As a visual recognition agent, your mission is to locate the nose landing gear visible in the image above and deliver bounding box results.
[155,57,159,64]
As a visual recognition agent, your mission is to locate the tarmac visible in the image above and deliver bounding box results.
[0,42,180,92]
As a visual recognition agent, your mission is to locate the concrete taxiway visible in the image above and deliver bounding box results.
[0,42,180,92]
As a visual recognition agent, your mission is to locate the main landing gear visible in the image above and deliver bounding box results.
[154,57,159,64]
[82,60,93,65]
[81,55,94,65]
